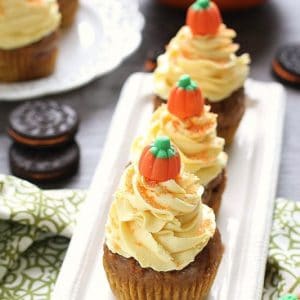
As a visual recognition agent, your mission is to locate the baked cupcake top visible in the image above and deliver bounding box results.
[105,137,216,272]
[154,0,250,102]
[132,76,227,186]
[0,0,61,50]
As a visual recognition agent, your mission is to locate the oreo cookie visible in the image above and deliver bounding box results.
[8,101,79,148]
[273,44,300,85]
[9,142,80,182]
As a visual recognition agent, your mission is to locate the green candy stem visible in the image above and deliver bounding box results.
[279,294,298,300]
[150,136,176,159]
[178,74,198,91]
[192,0,210,10]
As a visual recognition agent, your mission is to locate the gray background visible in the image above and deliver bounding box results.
[0,0,299,198]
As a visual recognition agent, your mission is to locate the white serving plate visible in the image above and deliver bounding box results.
[0,0,144,101]
[53,73,286,300]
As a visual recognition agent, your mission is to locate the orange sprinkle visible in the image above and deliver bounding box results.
[188,151,210,161]
[171,120,181,130]
[128,222,136,233]
[185,119,214,134]
[0,2,4,16]
[137,181,166,210]
[182,49,192,59]
[199,219,212,234]
[135,241,143,247]
[144,178,159,187]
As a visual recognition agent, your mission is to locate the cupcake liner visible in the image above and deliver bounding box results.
[153,95,165,111]
[203,169,227,216]
[57,0,79,28]
[209,88,246,145]
[0,31,59,82]
[218,119,243,145]
[103,230,223,300]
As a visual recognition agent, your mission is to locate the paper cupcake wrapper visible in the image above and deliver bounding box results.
[105,270,214,300]
[0,31,58,82]
[202,170,226,216]
[103,230,223,300]
[57,0,79,28]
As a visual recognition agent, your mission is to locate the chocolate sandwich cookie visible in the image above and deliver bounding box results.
[9,142,80,182]
[8,101,79,148]
[273,44,300,85]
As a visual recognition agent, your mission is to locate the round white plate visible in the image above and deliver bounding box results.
[0,0,144,101]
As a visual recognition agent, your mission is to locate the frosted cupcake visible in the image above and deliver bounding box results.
[103,136,223,300]
[0,0,61,82]
[154,0,250,144]
[132,75,227,214]
[57,0,78,28]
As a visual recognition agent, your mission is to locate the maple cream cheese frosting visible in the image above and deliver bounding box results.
[131,105,227,186]
[154,25,250,102]
[105,164,216,272]
[0,0,61,50]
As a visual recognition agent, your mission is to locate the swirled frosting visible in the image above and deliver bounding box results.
[105,164,216,272]
[0,0,61,50]
[131,105,227,186]
[154,25,250,102]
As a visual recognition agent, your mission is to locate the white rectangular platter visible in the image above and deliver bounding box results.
[53,73,286,300]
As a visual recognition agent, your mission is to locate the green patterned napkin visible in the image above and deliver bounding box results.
[264,198,300,299]
[0,175,86,300]
[0,175,299,299]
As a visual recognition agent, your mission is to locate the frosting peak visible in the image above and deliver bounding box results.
[105,164,216,272]
[154,25,250,102]
[131,105,227,185]
[0,0,61,50]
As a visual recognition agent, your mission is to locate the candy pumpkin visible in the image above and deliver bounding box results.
[168,74,204,119]
[139,136,181,182]
[186,0,222,36]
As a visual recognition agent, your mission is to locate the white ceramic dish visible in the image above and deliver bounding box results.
[53,73,286,300]
[0,0,144,101]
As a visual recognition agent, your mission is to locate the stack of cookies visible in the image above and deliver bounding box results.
[7,101,80,183]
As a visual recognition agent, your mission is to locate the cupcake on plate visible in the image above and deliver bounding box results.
[0,0,61,82]
[103,136,223,300]
[57,0,79,28]
[132,75,227,214]
[154,0,250,144]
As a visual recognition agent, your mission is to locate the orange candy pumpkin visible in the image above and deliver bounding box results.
[186,0,222,36]
[168,74,204,119]
[139,136,181,182]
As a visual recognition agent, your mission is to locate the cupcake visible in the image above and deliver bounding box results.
[153,0,250,144]
[132,75,227,214]
[0,0,61,82]
[103,136,223,300]
[57,0,79,28]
